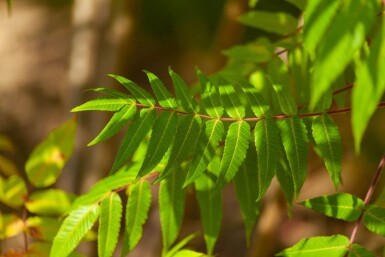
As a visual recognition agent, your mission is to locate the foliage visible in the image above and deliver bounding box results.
[2,0,385,256]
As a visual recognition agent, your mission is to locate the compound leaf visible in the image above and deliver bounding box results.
[71,98,132,112]
[300,193,364,222]
[51,205,100,257]
[217,77,245,119]
[196,68,223,118]
[98,193,122,257]
[169,68,199,113]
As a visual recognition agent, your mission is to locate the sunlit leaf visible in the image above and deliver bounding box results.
[109,74,155,107]
[196,68,223,118]
[98,193,122,257]
[0,214,24,239]
[71,98,132,112]
[363,205,385,237]
[276,235,349,256]
[217,76,245,119]
[300,193,364,222]
[25,118,76,187]
[164,232,200,257]
[169,68,199,113]
[51,205,100,257]
[145,70,177,109]
[26,217,61,241]
[0,175,27,208]
[241,81,270,118]
[85,87,131,99]
[26,189,75,216]
[223,40,273,63]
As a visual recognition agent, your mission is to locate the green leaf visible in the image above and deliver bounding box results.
[238,11,298,35]
[195,157,222,255]
[85,87,131,99]
[352,17,385,153]
[137,112,178,178]
[26,189,75,216]
[170,250,207,257]
[241,82,270,118]
[270,82,297,115]
[28,242,86,257]
[145,70,177,109]
[0,155,19,176]
[88,103,136,146]
[25,118,76,188]
[310,0,379,108]
[169,68,199,113]
[0,135,15,152]
[300,193,364,222]
[164,232,201,257]
[157,115,202,181]
[6,0,12,14]
[222,41,273,63]
[196,68,223,118]
[71,98,132,112]
[122,181,152,254]
[276,156,295,208]
[348,244,375,257]
[255,118,279,200]
[26,217,61,241]
[303,1,340,56]
[159,169,186,251]
[217,121,251,188]
[285,0,306,10]
[98,193,122,257]
[0,214,24,239]
[276,235,349,257]
[110,109,156,174]
[51,204,100,257]
[0,175,27,208]
[217,76,245,119]
[363,205,385,237]
[288,47,310,105]
[68,168,136,213]
[312,114,342,188]
[185,119,225,186]
[109,74,155,107]
[234,145,259,246]
[277,116,309,198]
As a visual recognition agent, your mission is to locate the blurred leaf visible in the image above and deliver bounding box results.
[0,214,24,239]
[285,0,306,10]
[0,175,27,208]
[363,205,385,237]
[0,134,15,152]
[121,181,152,255]
[26,216,61,241]
[276,235,349,256]
[25,118,76,188]
[348,244,375,257]
[352,16,385,153]
[0,155,19,176]
[300,193,364,222]
[195,157,222,255]
[223,40,273,63]
[238,11,298,35]
[51,205,100,257]
[164,233,200,257]
[98,193,122,257]
[26,189,75,216]
[28,242,86,257]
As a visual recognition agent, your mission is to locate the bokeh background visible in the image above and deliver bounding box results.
[1,0,385,256]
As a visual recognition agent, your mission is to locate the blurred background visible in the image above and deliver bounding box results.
[1,0,385,256]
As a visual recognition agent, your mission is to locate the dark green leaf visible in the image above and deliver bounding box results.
[88,103,136,146]
[222,40,273,63]
[25,118,76,188]
[185,119,225,186]
[195,157,222,255]
[348,244,375,257]
[312,114,342,188]
[255,118,279,200]
[277,116,309,198]
[137,112,178,178]
[301,193,364,222]
[110,109,156,174]
[217,121,251,188]
[363,205,385,237]
[158,115,202,181]
[109,74,155,107]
